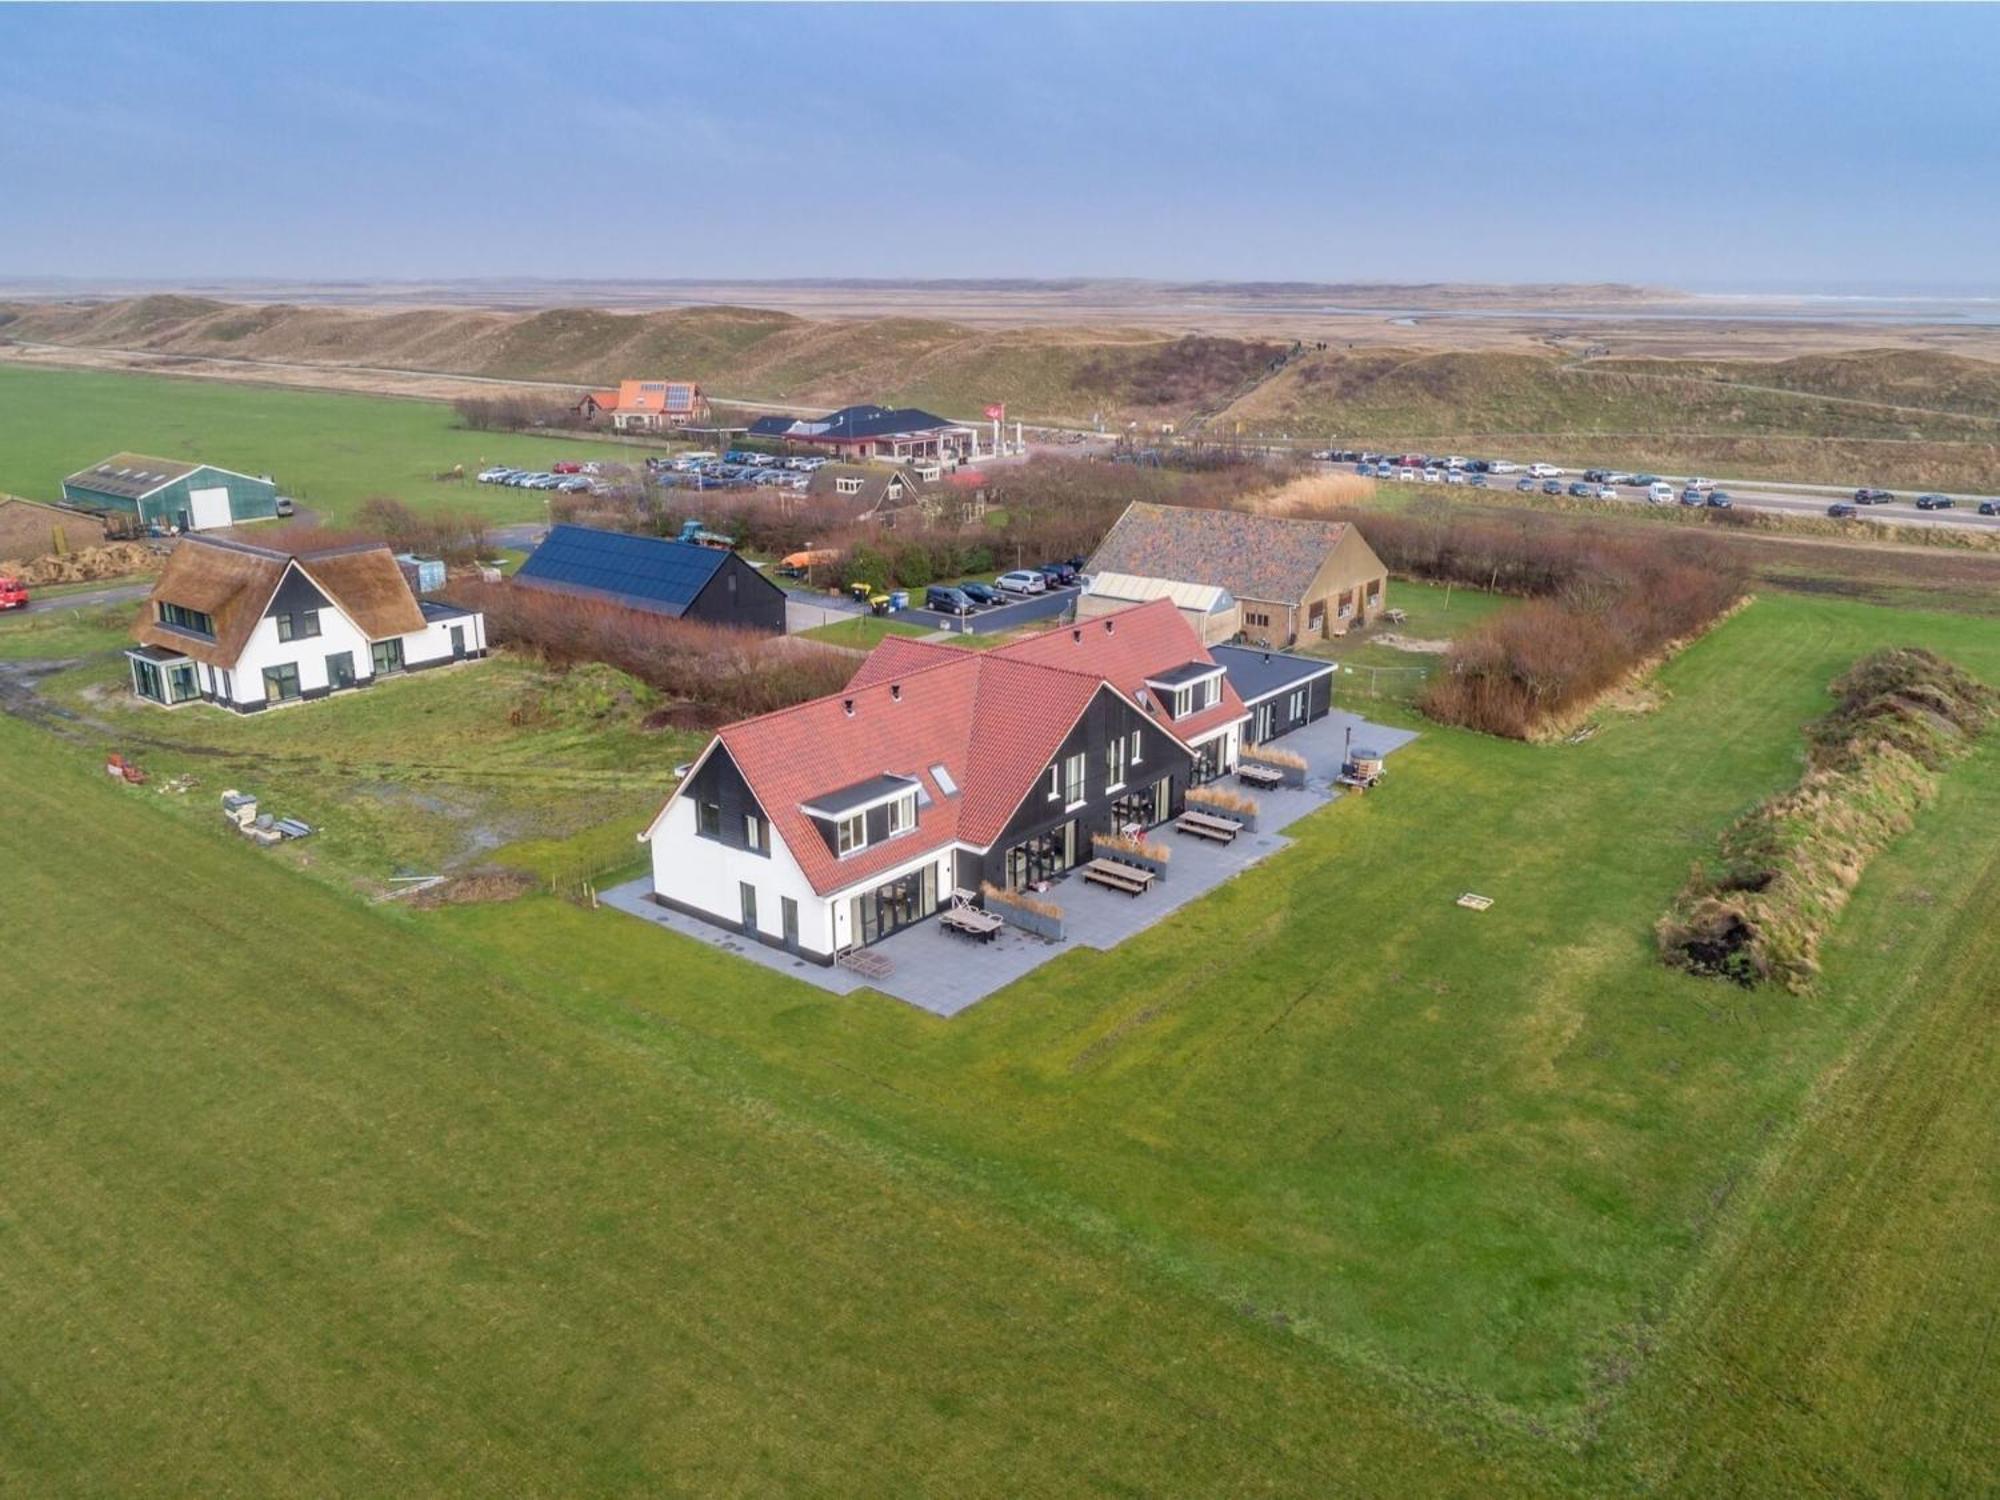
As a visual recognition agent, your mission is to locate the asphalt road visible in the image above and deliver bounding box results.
[1348,465,2000,533]
[897,584,1080,634]
[11,581,152,617]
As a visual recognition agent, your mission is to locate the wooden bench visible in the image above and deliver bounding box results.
[1236,763,1286,790]
[940,905,1004,942]
[1082,858,1155,896]
[1175,810,1241,844]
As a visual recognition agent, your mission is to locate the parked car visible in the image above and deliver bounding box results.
[1516,477,1537,492]
[960,581,1002,606]
[1979,501,1999,517]
[1685,476,1716,492]
[1827,502,1858,518]
[551,461,583,475]
[1680,489,1704,506]
[1397,467,1420,482]
[1915,493,1955,510]
[1541,479,1564,495]
[1529,463,1562,478]
[1488,460,1520,474]
[997,569,1047,594]
[1605,472,1634,486]
[1595,484,1618,500]
[1582,469,1610,483]
[274,496,295,516]
[925,585,974,615]
[1038,562,1079,587]
[1853,487,1894,504]
[1468,473,1489,488]
[1647,482,1676,504]
[1355,463,1374,477]
[1445,471,1467,485]
[1421,469,1444,483]
[1707,492,1734,509]
[1629,473,1662,488]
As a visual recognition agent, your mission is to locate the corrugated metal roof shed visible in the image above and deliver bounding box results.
[513,524,729,617]
[1084,570,1235,615]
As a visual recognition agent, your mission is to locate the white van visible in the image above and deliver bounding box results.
[1646,481,1675,504]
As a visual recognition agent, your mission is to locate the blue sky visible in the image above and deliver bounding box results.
[2,3,1996,290]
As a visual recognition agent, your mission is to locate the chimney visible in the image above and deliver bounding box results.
[842,698,855,717]
[1072,628,1082,643]
[890,683,901,702]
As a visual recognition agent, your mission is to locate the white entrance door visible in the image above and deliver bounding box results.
[187,486,233,530]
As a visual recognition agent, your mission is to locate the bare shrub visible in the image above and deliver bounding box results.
[446,578,854,722]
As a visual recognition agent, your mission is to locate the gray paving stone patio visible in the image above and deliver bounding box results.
[602,708,1417,1018]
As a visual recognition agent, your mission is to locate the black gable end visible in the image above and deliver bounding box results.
[265,564,332,618]
[684,552,787,634]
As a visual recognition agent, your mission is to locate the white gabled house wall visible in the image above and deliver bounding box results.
[643,775,957,961]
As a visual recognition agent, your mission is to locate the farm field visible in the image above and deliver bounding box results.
[1,588,1995,1493]
[0,364,628,526]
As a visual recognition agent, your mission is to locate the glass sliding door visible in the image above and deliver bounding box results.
[1005,820,1078,889]
[850,864,937,946]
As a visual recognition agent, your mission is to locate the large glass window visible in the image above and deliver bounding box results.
[325,651,356,690]
[157,602,214,637]
[263,663,300,702]
[696,800,721,838]
[371,638,404,675]
[837,812,866,855]
[131,658,164,702]
[886,791,916,837]
[1062,751,1086,808]
[166,662,198,704]
[1105,734,1127,791]
[277,609,321,643]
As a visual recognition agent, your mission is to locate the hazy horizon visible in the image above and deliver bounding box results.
[4,3,1997,288]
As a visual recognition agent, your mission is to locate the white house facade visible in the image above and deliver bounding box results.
[126,536,486,712]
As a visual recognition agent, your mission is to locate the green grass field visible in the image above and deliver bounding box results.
[0,365,636,525]
[2,590,1996,1493]
[797,614,935,649]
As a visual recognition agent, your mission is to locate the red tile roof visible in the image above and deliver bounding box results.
[650,599,1246,898]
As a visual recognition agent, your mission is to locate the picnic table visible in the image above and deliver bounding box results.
[1082,858,1156,896]
[1236,763,1286,790]
[940,905,1004,942]
[1174,810,1240,844]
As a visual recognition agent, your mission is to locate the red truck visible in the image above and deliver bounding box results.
[0,575,28,611]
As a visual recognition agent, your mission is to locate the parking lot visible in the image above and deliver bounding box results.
[897,582,1081,634]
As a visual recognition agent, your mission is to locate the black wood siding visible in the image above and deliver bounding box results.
[1246,672,1333,743]
[265,566,333,634]
[683,744,771,858]
[968,687,1190,888]
[686,552,787,635]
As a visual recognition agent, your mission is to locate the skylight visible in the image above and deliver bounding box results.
[930,763,958,797]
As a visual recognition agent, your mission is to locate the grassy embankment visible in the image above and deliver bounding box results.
[3,583,1998,1488]
[1223,346,2000,493]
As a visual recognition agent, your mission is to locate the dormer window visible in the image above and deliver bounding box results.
[157,602,214,638]
[836,813,866,855]
[886,790,916,836]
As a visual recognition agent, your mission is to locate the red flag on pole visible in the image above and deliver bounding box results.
[983,402,1005,421]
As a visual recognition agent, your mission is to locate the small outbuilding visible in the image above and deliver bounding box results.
[512,523,787,634]
[62,453,279,533]
[1078,571,1240,645]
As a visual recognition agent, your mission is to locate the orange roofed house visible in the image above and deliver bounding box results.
[575,379,710,431]
[639,598,1249,962]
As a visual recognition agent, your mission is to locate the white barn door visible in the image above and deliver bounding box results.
[187,486,233,530]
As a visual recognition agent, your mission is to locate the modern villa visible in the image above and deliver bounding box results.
[639,599,1251,963]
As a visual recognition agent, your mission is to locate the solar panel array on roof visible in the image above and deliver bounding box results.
[513,524,729,617]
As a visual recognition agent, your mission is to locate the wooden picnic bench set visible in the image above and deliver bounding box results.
[1081,857,1157,896]
[1174,809,1241,845]
[1235,762,1287,791]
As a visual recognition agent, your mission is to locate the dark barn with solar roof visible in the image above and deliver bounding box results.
[512,524,787,635]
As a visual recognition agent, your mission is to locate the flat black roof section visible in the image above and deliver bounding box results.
[801,772,918,818]
[1211,644,1337,705]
